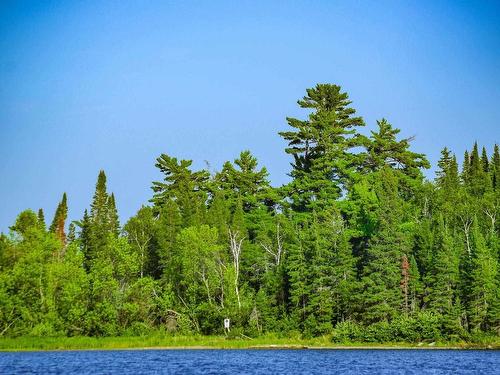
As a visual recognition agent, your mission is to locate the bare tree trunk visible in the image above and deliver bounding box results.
[132,230,151,278]
[260,223,284,266]
[484,208,497,236]
[229,229,244,309]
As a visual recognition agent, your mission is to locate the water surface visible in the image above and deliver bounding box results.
[1,349,499,374]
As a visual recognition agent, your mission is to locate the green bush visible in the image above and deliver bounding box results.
[331,321,363,343]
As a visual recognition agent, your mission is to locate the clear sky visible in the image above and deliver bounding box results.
[1,1,499,232]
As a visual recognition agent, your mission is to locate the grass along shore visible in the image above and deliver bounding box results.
[0,335,498,351]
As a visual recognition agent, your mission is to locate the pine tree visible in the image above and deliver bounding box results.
[151,154,209,226]
[279,84,365,212]
[214,151,272,212]
[362,118,429,179]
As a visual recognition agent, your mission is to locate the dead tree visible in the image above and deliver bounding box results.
[229,229,244,309]
[260,222,284,266]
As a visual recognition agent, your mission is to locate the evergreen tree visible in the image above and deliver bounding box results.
[360,168,408,324]
[468,221,499,331]
[491,144,500,190]
[279,84,365,212]
[427,218,461,333]
[214,151,272,212]
[362,118,429,178]
[461,150,470,184]
[151,154,209,226]
[86,171,119,267]
[49,193,68,244]
[467,143,491,196]
[108,193,120,237]
[67,223,76,244]
[37,209,46,232]
[481,147,489,173]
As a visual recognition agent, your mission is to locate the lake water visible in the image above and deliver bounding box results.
[0,349,499,374]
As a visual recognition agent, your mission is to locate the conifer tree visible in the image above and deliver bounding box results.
[67,222,76,244]
[49,193,68,244]
[214,151,272,212]
[151,154,209,226]
[108,193,120,237]
[78,209,91,271]
[461,150,470,184]
[156,200,183,284]
[436,148,459,190]
[86,170,117,266]
[491,144,500,190]
[427,218,461,332]
[408,255,422,313]
[481,147,489,173]
[362,118,429,178]
[279,84,365,212]
[207,192,230,244]
[37,209,46,232]
[468,221,499,331]
[467,143,491,196]
[360,168,408,323]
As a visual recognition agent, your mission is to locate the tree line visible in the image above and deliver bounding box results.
[1,84,499,342]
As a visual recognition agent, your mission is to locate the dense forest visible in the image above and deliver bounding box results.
[1,84,499,342]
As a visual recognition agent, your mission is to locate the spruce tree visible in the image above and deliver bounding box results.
[467,143,491,196]
[37,209,46,232]
[481,147,489,173]
[468,221,499,331]
[86,170,117,266]
[49,193,68,244]
[461,150,470,184]
[428,218,461,333]
[67,222,76,243]
[360,168,408,324]
[491,144,500,190]
[108,193,120,237]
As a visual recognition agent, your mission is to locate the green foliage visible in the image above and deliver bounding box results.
[1,83,498,343]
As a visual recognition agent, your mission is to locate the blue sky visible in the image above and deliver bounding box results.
[1,1,499,232]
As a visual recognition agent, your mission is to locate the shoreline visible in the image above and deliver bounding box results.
[0,337,498,352]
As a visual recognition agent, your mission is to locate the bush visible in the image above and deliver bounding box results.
[31,322,58,337]
[363,321,393,342]
[332,313,445,344]
[331,321,363,343]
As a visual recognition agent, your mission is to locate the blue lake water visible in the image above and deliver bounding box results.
[0,349,499,374]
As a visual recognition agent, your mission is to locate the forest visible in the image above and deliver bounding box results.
[1,84,499,343]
